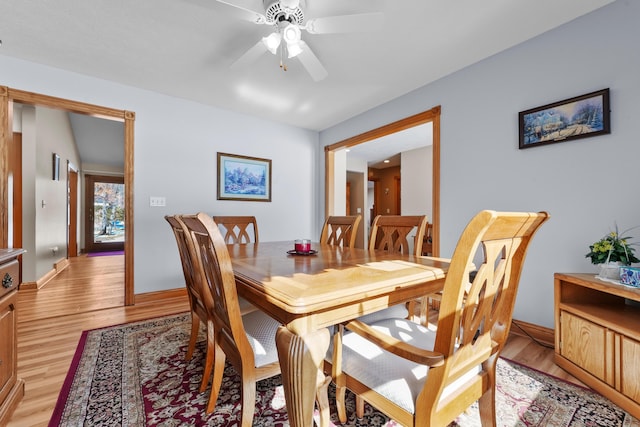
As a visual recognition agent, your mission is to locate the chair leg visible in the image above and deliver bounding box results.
[206,343,227,413]
[332,325,348,424]
[336,385,347,423]
[200,322,215,392]
[186,314,200,360]
[240,376,256,427]
[478,357,498,427]
[419,296,429,326]
[355,395,365,419]
[407,300,417,322]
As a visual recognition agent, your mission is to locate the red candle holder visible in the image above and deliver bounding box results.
[294,239,311,253]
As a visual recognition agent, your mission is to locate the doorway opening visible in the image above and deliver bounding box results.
[85,174,125,253]
[324,107,441,256]
[0,85,136,305]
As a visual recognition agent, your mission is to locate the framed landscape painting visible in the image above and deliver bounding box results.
[519,88,610,149]
[217,152,272,202]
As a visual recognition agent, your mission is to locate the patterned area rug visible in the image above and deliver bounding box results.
[50,313,640,426]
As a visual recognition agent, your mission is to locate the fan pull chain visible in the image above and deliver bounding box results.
[280,44,287,72]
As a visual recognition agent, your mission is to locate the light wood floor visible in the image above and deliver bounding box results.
[8,254,580,426]
[8,254,190,427]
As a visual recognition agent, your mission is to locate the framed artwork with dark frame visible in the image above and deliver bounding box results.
[217,152,272,202]
[519,88,610,149]
[52,153,60,181]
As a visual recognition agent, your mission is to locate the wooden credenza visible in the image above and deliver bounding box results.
[0,248,25,425]
[554,272,640,418]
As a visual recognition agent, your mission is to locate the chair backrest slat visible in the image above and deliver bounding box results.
[369,215,428,257]
[213,215,259,244]
[320,215,362,248]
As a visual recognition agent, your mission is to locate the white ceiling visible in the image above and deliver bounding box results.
[347,122,432,168]
[0,0,615,134]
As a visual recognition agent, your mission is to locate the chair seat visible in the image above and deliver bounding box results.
[238,296,258,315]
[337,318,480,414]
[354,304,409,325]
[242,309,280,367]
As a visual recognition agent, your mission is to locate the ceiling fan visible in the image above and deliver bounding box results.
[216,0,383,81]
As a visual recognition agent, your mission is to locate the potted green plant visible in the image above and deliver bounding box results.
[586,225,639,280]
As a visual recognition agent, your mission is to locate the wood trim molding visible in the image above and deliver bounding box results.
[7,88,127,119]
[124,112,135,306]
[511,319,555,349]
[0,86,11,247]
[19,258,70,290]
[134,288,187,305]
[1,86,136,305]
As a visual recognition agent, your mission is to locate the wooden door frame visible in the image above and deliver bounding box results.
[84,174,125,253]
[67,162,78,257]
[324,107,441,256]
[0,86,136,305]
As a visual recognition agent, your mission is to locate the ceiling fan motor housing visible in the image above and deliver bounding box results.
[263,0,304,25]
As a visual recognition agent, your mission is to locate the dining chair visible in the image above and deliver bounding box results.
[358,214,428,324]
[166,214,258,393]
[177,213,282,424]
[320,215,362,248]
[165,215,208,363]
[330,210,549,426]
[212,215,259,244]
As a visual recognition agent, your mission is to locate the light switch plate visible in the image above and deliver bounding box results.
[149,196,166,207]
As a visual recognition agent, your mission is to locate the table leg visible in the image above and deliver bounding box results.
[276,326,330,427]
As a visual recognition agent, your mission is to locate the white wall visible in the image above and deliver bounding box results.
[401,146,432,219]
[320,0,640,328]
[346,155,368,247]
[19,106,82,281]
[331,149,347,217]
[1,56,320,293]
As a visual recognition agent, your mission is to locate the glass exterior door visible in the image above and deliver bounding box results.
[85,175,125,252]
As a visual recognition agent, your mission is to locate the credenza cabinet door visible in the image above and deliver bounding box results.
[560,311,607,381]
[620,335,640,401]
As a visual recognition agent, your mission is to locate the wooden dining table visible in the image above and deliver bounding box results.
[227,241,449,427]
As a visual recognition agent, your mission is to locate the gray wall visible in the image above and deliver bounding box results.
[19,106,82,281]
[1,57,320,294]
[320,0,640,328]
[2,0,638,328]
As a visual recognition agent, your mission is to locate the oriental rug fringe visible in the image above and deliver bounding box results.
[50,313,640,426]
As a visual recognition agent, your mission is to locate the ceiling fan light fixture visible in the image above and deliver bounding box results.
[286,41,303,58]
[282,23,301,44]
[262,32,282,55]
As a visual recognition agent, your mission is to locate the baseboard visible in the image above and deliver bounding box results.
[54,258,70,271]
[510,318,555,349]
[135,288,187,305]
[19,258,70,291]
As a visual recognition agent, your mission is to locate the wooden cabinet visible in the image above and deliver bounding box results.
[555,273,640,418]
[0,249,24,425]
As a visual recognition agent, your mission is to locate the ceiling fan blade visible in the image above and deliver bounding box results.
[230,40,269,69]
[296,41,328,82]
[304,12,384,34]
[214,0,268,24]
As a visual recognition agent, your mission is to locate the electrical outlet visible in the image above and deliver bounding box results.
[149,196,166,207]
